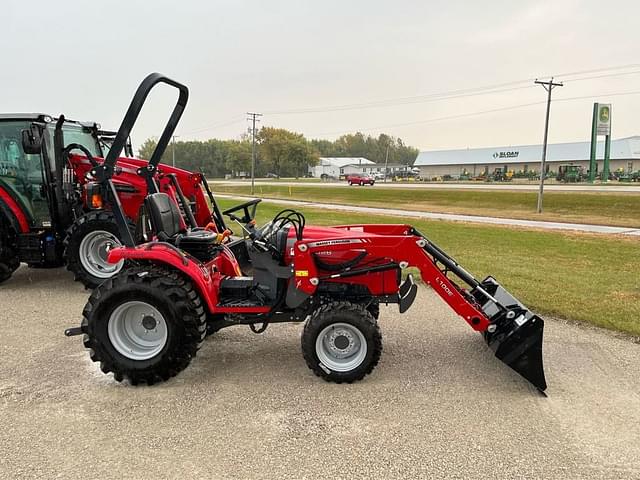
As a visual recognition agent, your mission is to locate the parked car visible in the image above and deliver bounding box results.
[373,172,385,180]
[346,173,375,186]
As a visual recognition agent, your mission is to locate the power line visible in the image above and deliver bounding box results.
[263,63,640,116]
[309,89,640,137]
[179,116,245,136]
[266,85,537,114]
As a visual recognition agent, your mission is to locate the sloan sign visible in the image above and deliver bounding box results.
[492,151,519,159]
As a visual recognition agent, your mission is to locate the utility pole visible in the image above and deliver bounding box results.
[534,77,563,213]
[384,142,390,183]
[246,112,262,195]
[171,135,179,167]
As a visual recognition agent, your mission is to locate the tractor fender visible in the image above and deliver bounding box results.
[0,189,29,233]
[106,243,218,311]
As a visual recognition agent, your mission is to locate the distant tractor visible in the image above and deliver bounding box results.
[486,167,512,182]
[615,168,640,182]
[556,165,584,183]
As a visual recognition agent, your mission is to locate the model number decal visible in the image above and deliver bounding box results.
[435,276,454,297]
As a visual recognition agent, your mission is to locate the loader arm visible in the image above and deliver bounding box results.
[292,225,547,392]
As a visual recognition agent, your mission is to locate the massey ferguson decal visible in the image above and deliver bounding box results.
[308,238,364,248]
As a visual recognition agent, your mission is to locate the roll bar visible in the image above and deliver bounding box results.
[94,73,189,246]
[103,72,188,172]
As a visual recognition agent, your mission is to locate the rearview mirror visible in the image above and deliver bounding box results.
[21,126,42,154]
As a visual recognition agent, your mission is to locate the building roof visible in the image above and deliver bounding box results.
[318,157,374,167]
[414,136,640,166]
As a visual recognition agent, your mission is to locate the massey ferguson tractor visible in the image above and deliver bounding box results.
[66,73,547,393]
[0,112,225,287]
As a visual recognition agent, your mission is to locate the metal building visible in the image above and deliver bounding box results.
[414,136,640,179]
[309,157,374,179]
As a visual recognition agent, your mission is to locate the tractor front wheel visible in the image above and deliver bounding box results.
[301,301,382,383]
[65,211,131,288]
[82,266,207,385]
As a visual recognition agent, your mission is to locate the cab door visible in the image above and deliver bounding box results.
[0,121,51,228]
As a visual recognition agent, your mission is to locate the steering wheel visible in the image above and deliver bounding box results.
[64,143,99,168]
[222,198,262,224]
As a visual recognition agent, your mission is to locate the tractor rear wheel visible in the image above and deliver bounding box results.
[301,301,382,383]
[65,211,132,289]
[0,222,19,284]
[0,257,19,284]
[82,265,207,385]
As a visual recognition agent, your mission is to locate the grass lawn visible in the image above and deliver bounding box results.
[211,183,640,228]
[218,197,640,337]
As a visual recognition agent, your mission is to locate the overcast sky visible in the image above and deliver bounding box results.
[2,0,639,151]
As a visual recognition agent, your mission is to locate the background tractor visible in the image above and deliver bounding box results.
[0,113,224,287]
[67,73,548,394]
[556,165,584,183]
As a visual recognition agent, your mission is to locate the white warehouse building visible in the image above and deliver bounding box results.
[309,157,417,178]
[414,136,640,178]
[309,157,374,179]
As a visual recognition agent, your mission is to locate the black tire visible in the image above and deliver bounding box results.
[366,301,380,320]
[301,301,382,383]
[64,211,133,289]
[0,219,19,284]
[82,265,207,385]
[0,260,18,284]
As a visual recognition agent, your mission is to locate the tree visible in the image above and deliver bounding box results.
[286,137,319,179]
[310,132,419,165]
[138,138,157,160]
[136,129,416,178]
[257,127,318,177]
[224,139,252,176]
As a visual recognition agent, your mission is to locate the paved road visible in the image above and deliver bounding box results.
[212,180,640,193]
[216,194,640,236]
[1,267,639,479]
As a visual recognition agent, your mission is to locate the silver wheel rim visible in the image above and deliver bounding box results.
[108,301,168,361]
[79,230,123,279]
[315,322,367,372]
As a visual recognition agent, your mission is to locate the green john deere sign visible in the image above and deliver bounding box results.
[590,102,612,182]
[596,103,611,135]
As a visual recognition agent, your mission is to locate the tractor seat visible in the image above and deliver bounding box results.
[145,192,219,262]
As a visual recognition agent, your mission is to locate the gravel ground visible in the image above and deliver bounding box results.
[1,266,639,479]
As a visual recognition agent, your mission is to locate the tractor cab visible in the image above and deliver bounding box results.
[0,114,102,231]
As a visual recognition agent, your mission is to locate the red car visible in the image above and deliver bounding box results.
[346,173,375,186]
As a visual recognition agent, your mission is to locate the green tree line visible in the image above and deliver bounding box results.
[138,129,419,178]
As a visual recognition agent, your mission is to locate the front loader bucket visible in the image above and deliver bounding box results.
[488,314,546,392]
[473,277,547,393]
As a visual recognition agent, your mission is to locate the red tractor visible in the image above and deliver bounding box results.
[0,107,225,287]
[66,74,547,393]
